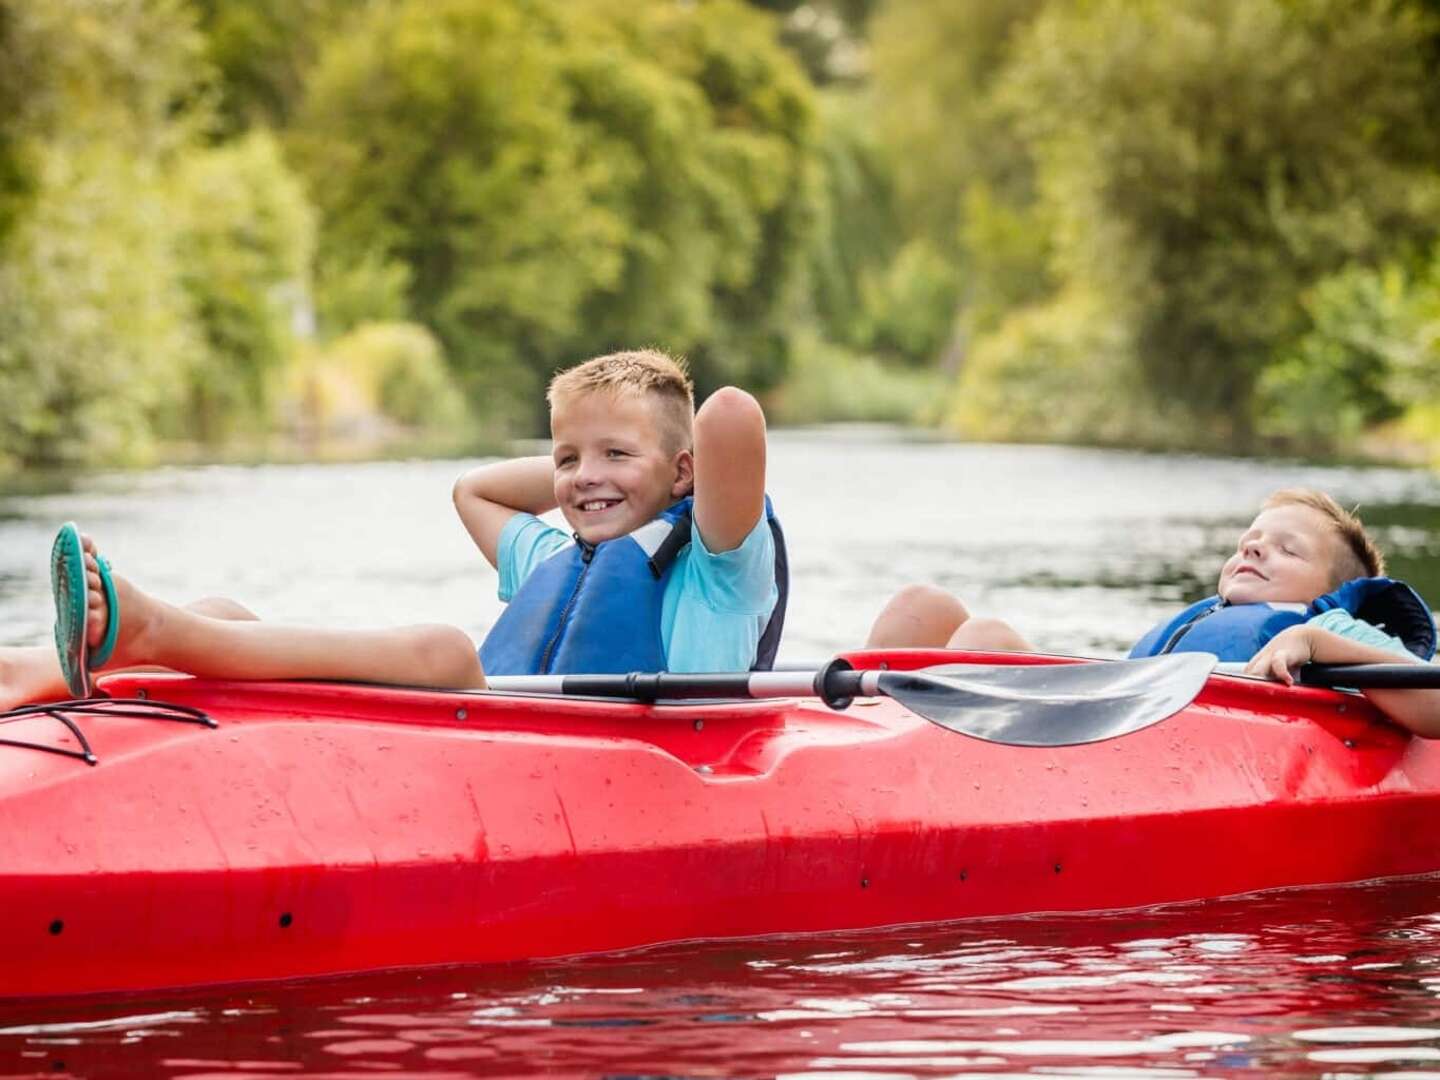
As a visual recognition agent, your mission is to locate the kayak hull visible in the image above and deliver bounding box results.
[2,649,1438,998]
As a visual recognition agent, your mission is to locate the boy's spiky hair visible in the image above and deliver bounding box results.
[1264,487,1384,584]
[547,349,695,453]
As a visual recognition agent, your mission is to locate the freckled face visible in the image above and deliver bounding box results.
[1217,504,1340,605]
[550,392,692,544]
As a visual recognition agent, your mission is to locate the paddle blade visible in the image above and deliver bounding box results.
[877,652,1217,747]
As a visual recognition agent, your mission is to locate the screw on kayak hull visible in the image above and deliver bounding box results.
[279,912,293,929]
[48,919,63,936]
[959,869,968,882]
[693,719,704,731]
[861,877,870,888]
[1344,738,1357,749]
[454,707,468,721]
[1054,862,1063,874]
[135,688,148,700]
[695,764,713,775]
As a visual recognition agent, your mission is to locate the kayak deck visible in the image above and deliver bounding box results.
[1,650,1437,998]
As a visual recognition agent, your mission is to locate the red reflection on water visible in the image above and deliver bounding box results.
[4,876,1440,1078]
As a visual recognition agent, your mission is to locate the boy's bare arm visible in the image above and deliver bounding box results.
[453,456,557,568]
[1246,625,1440,737]
[693,386,767,553]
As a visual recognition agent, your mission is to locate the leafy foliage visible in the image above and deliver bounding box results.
[999,0,1440,440]
[0,0,210,466]
[292,0,818,429]
[164,130,317,442]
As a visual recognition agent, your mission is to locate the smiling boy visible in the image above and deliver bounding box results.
[38,351,782,704]
[454,349,784,675]
[867,489,1440,735]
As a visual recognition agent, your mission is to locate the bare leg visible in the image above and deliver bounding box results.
[0,595,265,711]
[947,616,1035,652]
[79,537,486,690]
[866,584,970,648]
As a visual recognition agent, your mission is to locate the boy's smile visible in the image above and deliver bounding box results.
[550,391,693,544]
[1217,504,1340,605]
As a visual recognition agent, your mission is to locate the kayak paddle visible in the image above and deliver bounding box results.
[483,652,1218,747]
[1299,662,1440,689]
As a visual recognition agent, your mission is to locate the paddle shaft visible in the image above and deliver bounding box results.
[1300,662,1440,689]
[486,661,878,707]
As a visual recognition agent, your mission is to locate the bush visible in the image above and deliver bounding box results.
[291,0,820,427]
[857,238,960,366]
[164,129,317,443]
[946,290,1174,445]
[284,322,469,442]
[0,0,211,467]
[769,329,944,425]
[1260,245,1440,453]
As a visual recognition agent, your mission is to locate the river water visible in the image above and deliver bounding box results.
[4,430,1440,1077]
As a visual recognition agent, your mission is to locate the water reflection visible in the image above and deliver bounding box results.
[0,876,1439,1076]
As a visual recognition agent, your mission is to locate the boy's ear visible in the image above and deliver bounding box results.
[671,448,695,498]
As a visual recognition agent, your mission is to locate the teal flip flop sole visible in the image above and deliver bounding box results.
[50,522,92,698]
[91,553,119,669]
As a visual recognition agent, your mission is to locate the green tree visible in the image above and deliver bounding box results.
[0,0,211,466]
[868,0,1052,366]
[1001,0,1440,441]
[165,129,317,442]
[292,0,818,428]
[189,0,362,131]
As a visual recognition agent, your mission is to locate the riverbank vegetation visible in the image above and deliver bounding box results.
[2,0,1438,469]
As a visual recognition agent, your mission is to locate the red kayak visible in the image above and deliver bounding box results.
[2,648,1438,999]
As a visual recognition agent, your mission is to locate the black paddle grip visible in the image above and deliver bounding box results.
[815,657,863,710]
[1299,663,1440,689]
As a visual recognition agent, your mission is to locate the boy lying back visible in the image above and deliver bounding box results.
[42,350,784,701]
[867,489,1440,735]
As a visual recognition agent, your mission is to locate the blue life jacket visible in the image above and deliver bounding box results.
[478,496,788,676]
[1128,576,1436,663]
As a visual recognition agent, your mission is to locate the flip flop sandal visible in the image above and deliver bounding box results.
[90,553,120,670]
[49,522,120,698]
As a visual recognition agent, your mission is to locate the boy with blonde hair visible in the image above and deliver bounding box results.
[454,349,783,675]
[40,350,782,701]
[867,488,1440,735]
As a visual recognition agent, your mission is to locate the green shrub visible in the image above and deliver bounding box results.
[947,290,1174,445]
[769,330,944,425]
[165,129,317,443]
[288,322,469,439]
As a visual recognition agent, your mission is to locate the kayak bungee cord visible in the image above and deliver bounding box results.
[0,697,215,766]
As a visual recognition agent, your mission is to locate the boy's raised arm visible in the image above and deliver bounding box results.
[453,456,557,568]
[693,386,767,554]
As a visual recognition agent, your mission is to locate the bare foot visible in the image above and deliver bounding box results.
[0,646,71,711]
[79,534,164,672]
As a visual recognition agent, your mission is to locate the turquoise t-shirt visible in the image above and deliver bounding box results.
[496,511,779,673]
[1307,608,1415,659]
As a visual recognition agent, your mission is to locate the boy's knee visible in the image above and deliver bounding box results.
[409,624,480,686]
[950,616,1029,652]
[890,584,970,623]
[867,584,970,648]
